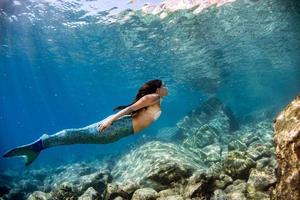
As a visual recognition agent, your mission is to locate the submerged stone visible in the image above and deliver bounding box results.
[228,139,247,151]
[103,183,131,200]
[201,143,222,163]
[78,187,99,200]
[50,181,78,199]
[158,188,177,197]
[131,188,158,200]
[157,194,184,200]
[27,191,51,200]
[246,142,273,161]
[274,93,300,200]
[246,168,276,198]
[224,179,247,200]
[175,97,238,143]
[210,189,227,200]
[222,150,255,179]
[111,141,204,190]
[183,170,214,199]
[0,184,10,197]
[256,157,277,170]
[213,173,233,190]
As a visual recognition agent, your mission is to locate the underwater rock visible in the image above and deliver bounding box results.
[247,191,270,200]
[274,94,300,200]
[183,181,210,199]
[213,173,233,190]
[0,184,10,197]
[228,139,247,151]
[157,195,184,200]
[183,124,219,149]
[76,170,111,195]
[238,120,274,147]
[147,162,191,187]
[180,98,240,161]
[210,189,227,200]
[4,188,27,200]
[111,141,203,190]
[255,121,274,143]
[49,169,111,198]
[246,141,273,161]
[226,192,247,200]
[25,169,48,181]
[103,183,131,200]
[19,179,39,193]
[222,150,256,179]
[1,161,112,200]
[224,179,247,200]
[239,132,260,147]
[131,188,158,200]
[183,170,214,199]
[155,127,178,142]
[103,183,118,200]
[256,157,277,170]
[2,178,40,200]
[246,168,276,198]
[157,188,177,197]
[50,181,78,199]
[176,97,238,143]
[201,143,222,164]
[118,181,141,196]
[27,191,51,200]
[78,187,99,200]
[113,197,125,200]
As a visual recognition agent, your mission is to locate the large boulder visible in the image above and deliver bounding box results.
[183,171,214,199]
[111,141,204,190]
[224,179,247,200]
[222,150,256,179]
[175,97,238,143]
[274,94,300,200]
[131,188,158,200]
[246,168,276,199]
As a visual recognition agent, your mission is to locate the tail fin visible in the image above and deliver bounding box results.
[3,138,43,166]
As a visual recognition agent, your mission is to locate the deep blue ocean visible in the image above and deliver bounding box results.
[0,0,299,174]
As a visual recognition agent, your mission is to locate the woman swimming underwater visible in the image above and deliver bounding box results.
[3,79,168,166]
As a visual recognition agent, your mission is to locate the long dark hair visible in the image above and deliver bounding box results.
[113,79,163,116]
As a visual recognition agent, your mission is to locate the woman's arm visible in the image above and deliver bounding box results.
[111,94,160,122]
[98,94,160,132]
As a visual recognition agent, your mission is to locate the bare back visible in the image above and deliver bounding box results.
[131,100,161,133]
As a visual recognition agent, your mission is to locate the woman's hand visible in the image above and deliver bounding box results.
[98,118,113,133]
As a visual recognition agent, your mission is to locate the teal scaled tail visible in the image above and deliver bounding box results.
[2,134,47,166]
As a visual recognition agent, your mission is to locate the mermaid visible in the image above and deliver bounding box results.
[3,79,168,166]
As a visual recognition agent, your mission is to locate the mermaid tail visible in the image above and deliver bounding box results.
[3,115,134,166]
[2,135,46,166]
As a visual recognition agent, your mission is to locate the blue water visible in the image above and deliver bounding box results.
[0,0,300,171]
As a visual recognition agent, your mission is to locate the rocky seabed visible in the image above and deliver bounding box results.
[1,94,300,200]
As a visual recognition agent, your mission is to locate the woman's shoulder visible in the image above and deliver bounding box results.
[143,93,160,101]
